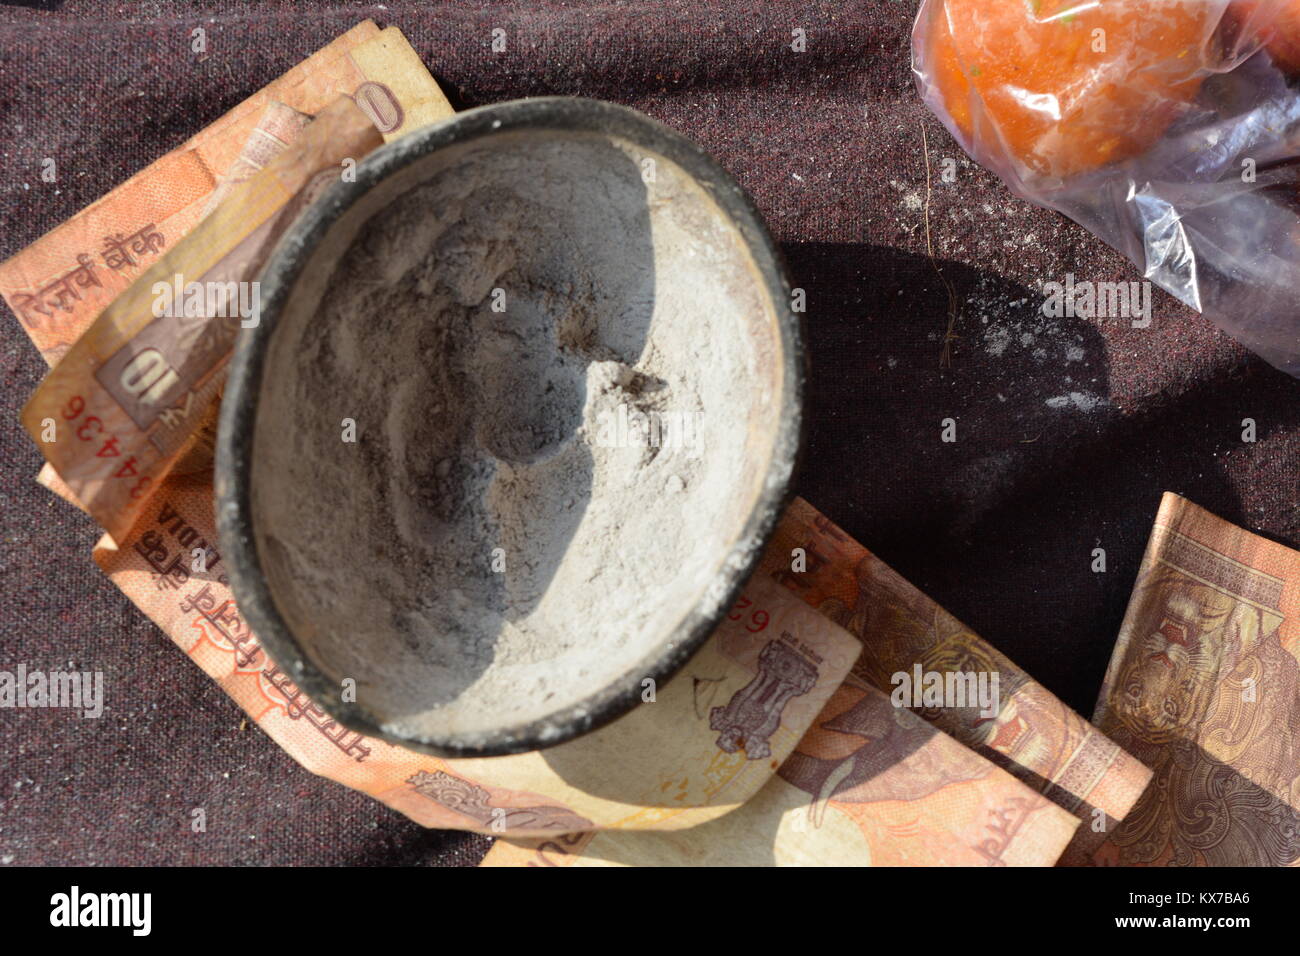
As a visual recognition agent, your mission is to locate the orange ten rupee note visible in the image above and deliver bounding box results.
[756,497,1152,865]
[482,663,1083,866]
[20,98,384,542]
[0,21,450,365]
[1091,493,1300,866]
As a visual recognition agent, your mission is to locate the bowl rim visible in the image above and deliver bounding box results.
[215,95,806,758]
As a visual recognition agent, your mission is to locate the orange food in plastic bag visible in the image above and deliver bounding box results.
[1232,0,1300,71]
[925,0,1214,179]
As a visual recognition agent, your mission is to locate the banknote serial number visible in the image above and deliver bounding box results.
[726,594,770,633]
[60,394,151,499]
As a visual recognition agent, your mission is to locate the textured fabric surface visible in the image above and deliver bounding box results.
[1,0,1297,866]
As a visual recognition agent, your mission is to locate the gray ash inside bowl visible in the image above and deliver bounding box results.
[249,130,783,747]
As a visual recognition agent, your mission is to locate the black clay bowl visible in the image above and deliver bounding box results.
[216,97,804,758]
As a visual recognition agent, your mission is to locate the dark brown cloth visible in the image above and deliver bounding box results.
[1,0,1297,866]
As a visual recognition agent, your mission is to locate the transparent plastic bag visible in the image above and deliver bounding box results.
[913,0,1300,375]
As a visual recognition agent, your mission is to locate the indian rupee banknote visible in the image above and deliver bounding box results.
[755,498,1151,864]
[94,492,861,836]
[481,665,1082,865]
[1090,493,1300,866]
[1,21,448,366]
[20,98,384,540]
